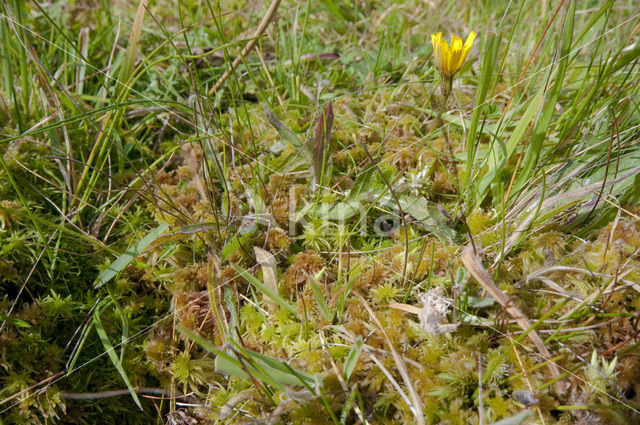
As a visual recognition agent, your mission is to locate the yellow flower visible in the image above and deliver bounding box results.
[431,31,477,79]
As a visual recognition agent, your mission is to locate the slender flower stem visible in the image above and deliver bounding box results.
[435,78,458,184]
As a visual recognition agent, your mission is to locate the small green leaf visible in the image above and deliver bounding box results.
[457,311,488,325]
[315,201,360,221]
[0,314,31,328]
[264,105,304,149]
[380,195,456,243]
[351,166,375,198]
[467,296,496,309]
[343,337,363,381]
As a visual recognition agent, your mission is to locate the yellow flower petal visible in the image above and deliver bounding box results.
[451,35,463,52]
[449,35,463,76]
[431,32,442,48]
[440,40,451,76]
[458,31,476,73]
[464,31,477,50]
[431,33,443,74]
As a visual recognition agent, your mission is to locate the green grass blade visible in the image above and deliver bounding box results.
[66,322,93,373]
[94,223,169,288]
[117,0,148,93]
[179,326,317,389]
[231,263,297,316]
[466,31,502,204]
[92,304,142,410]
[309,267,332,322]
[512,0,575,196]
[475,85,544,205]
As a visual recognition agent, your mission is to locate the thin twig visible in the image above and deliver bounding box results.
[61,387,188,400]
[0,372,65,406]
[208,0,281,95]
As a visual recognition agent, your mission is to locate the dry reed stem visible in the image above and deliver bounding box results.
[461,245,568,395]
